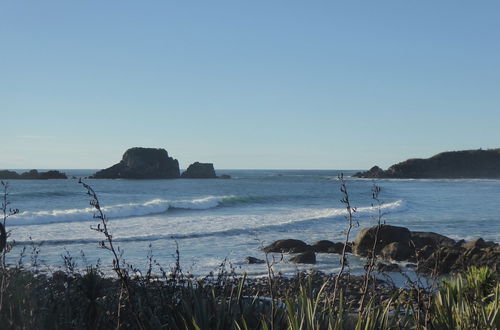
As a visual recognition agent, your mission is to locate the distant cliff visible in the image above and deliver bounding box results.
[354,149,500,179]
[0,169,67,180]
[91,147,180,179]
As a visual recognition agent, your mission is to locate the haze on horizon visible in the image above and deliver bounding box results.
[1,1,499,170]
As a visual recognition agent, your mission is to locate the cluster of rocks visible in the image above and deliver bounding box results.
[90,147,229,179]
[354,148,500,179]
[0,169,67,180]
[245,239,353,265]
[252,225,499,275]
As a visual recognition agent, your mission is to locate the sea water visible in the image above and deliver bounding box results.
[4,170,500,277]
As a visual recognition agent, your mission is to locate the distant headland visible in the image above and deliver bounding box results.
[354,148,500,179]
[0,169,67,180]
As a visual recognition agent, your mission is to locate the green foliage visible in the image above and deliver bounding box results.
[431,266,500,330]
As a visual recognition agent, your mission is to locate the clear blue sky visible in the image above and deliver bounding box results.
[1,1,499,170]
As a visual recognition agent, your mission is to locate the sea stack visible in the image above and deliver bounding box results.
[91,147,180,179]
[181,162,217,178]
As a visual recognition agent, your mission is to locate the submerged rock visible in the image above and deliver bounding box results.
[311,240,351,254]
[181,162,217,178]
[245,256,265,264]
[91,147,180,179]
[289,251,316,264]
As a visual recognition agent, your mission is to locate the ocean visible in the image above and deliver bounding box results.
[4,170,500,277]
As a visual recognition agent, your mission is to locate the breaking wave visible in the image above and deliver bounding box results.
[10,196,238,226]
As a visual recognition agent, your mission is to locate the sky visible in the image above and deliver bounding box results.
[1,1,499,170]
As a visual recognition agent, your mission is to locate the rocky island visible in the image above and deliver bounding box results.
[354,148,500,179]
[91,147,180,179]
[181,162,217,178]
[0,169,67,180]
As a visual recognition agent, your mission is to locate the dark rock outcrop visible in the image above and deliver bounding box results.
[181,162,217,178]
[0,169,67,180]
[311,240,338,253]
[352,224,499,275]
[219,174,231,179]
[410,231,455,250]
[289,251,316,264]
[353,148,500,179]
[353,225,411,257]
[246,256,265,264]
[311,240,351,254]
[418,241,500,275]
[262,239,311,253]
[381,242,411,261]
[91,148,180,179]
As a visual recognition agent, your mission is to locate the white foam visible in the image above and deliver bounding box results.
[9,196,232,226]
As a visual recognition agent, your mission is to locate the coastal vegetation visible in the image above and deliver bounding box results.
[0,179,499,329]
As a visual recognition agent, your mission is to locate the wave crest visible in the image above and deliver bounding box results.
[10,196,232,226]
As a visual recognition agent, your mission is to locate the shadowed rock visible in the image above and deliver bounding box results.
[181,162,217,178]
[381,242,411,261]
[91,147,180,179]
[410,231,455,250]
[353,225,411,257]
[262,239,311,253]
[312,240,351,254]
[289,251,316,264]
[245,256,265,264]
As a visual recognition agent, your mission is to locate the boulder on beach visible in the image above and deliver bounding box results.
[289,251,316,264]
[262,239,311,253]
[353,225,411,257]
[91,147,180,179]
[181,162,217,178]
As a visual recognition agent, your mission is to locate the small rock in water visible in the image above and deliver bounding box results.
[289,251,316,264]
[262,239,311,253]
[245,256,265,264]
